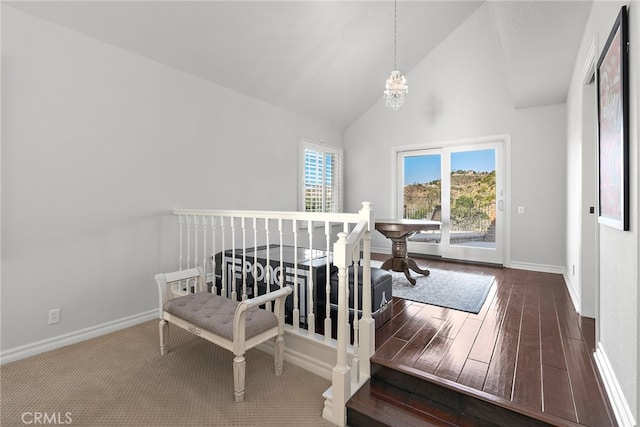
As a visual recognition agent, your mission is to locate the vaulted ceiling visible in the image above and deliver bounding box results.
[6,1,593,128]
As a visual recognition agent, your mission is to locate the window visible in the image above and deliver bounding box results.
[300,139,343,213]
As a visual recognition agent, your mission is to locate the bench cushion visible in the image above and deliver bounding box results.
[164,292,278,340]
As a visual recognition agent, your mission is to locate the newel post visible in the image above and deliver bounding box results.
[358,202,375,379]
[328,231,351,426]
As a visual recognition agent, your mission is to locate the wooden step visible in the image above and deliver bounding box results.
[347,357,585,427]
[347,380,449,427]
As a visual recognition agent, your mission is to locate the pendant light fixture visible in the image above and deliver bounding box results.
[383,0,408,110]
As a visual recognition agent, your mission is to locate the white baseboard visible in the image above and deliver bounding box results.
[0,309,158,365]
[374,249,563,275]
[2,309,342,383]
[508,261,564,274]
[258,330,338,380]
[594,343,637,427]
[509,262,581,315]
[258,338,334,381]
[562,271,581,315]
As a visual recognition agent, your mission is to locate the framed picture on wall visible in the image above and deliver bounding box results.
[597,5,629,231]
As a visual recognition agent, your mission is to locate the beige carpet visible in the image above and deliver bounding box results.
[1,320,335,426]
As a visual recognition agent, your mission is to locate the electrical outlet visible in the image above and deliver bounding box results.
[48,308,60,325]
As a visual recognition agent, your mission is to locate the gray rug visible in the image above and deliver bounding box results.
[373,262,495,314]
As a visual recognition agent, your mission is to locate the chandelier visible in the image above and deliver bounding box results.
[383,0,408,110]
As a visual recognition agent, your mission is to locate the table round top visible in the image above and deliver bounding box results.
[374,219,441,239]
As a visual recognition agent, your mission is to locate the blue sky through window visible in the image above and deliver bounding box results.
[404,149,495,184]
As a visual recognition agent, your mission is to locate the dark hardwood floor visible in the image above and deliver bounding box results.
[352,254,616,426]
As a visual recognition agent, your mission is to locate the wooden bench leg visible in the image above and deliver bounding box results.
[159,319,168,355]
[274,334,284,376]
[233,355,246,402]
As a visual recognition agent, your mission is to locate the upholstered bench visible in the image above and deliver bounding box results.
[317,266,393,331]
[156,267,292,402]
[163,293,279,345]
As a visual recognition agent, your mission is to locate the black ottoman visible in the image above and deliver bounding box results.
[317,265,393,331]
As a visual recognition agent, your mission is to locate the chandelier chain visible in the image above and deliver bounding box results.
[394,0,397,70]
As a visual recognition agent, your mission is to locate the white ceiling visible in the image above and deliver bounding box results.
[6,1,593,128]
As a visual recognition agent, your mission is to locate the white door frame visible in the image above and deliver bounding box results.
[391,134,511,266]
[580,36,600,325]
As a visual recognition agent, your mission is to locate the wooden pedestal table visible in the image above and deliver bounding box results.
[374,219,441,285]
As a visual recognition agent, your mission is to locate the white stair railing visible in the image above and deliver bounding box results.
[323,204,374,426]
[171,203,374,426]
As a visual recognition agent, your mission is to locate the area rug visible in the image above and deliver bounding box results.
[372,261,495,314]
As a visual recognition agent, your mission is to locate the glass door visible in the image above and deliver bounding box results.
[399,141,504,265]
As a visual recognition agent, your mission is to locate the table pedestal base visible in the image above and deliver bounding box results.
[379,237,430,285]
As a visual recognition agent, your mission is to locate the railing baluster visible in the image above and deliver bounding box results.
[186,215,192,268]
[351,245,360,384]
[306,219,314,334]
[220,217,226,297]
[265,218,271,311]
[178,215,184,270]
[253,218,259,303]
[211,216,216,294]
[231,217,237,301]
[194,215,200,270]
[292,219,300,331]
[275,218,283,314]
[241,217,247,300]
[202,215,207,280]
[324,221,332,342]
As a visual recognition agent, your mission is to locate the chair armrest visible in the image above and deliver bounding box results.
[155,274,172,317]
[155,267,206,317]
[232,286,293,350]
[241,286,292,310]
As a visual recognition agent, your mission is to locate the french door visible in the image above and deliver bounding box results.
[397,139,506,265]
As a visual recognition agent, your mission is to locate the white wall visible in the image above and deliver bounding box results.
[344,4,567,270]
[566,1,639,424]
[1,6,342,355]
